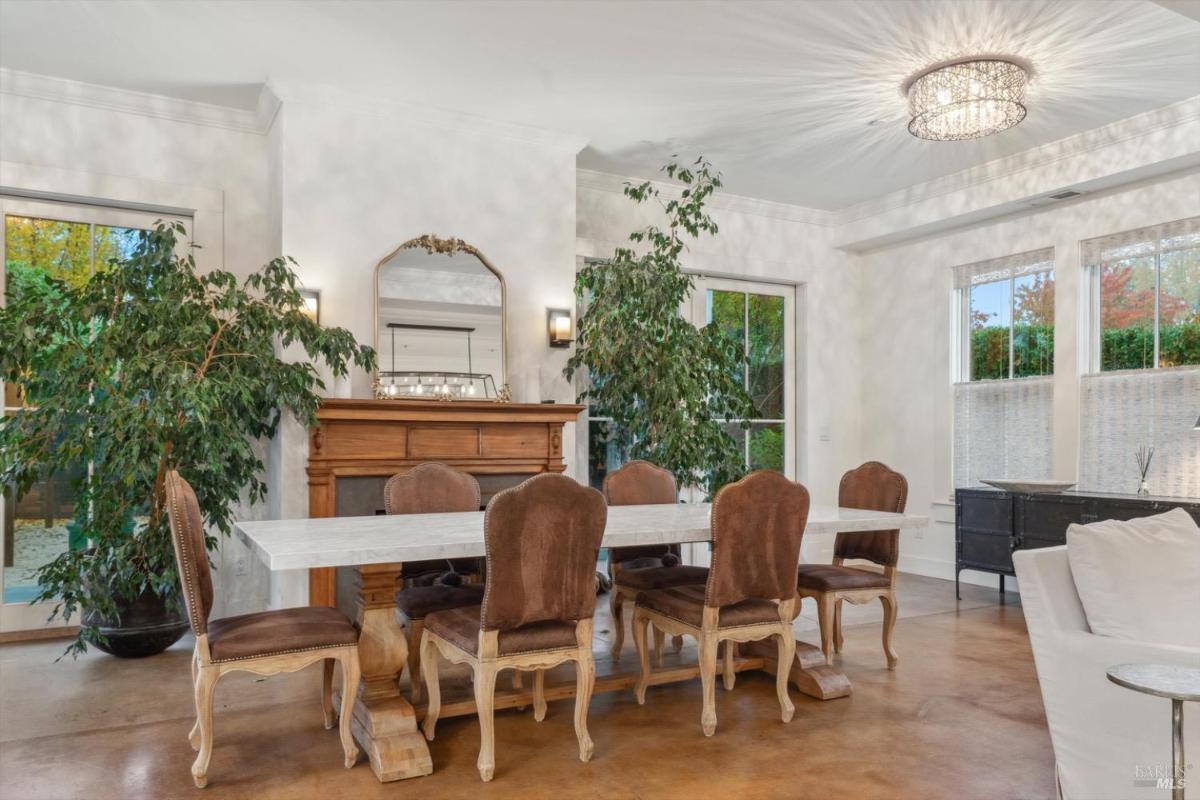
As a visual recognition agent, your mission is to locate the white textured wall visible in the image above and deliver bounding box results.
[855,170,1200,585]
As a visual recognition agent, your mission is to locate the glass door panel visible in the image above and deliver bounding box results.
[1,197,189,633]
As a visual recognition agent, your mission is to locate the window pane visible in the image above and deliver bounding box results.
[721,421,748,469]
[2,414,86,603]
[1012,272,1055,378]
[748,293,785,418]
[587,420,627,491]
[969,279,1010,380]
[4,216,92,289]
[707,289,746,387]
[1158,246,1200,368]
[1100,256,1156,371]
[93,225,143,273]
[748,423,784,472]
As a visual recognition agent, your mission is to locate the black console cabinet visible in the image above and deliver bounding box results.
[955,488,1200,598]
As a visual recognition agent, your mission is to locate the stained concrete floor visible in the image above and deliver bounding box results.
[0,574,1052,800]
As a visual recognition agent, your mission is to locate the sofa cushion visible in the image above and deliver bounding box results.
[1066,507,1200,646]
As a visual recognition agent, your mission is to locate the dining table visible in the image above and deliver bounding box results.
[235,501,929,783]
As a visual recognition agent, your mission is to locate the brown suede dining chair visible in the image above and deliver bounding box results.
[165,471,360,789]
[795,461,908,669]
[632,470,809,737]
[386,463,488,703]
[420,473,607,782]
[603,460,708,663]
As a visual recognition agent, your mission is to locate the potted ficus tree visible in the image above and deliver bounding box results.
[566,158,754,495]
[0,222,374,657]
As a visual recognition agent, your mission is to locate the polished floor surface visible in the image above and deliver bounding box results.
[0,575,1053,799]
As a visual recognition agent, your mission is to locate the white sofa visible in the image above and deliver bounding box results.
[1014,544,1199,800]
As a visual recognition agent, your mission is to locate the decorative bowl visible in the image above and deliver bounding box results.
[979,479,1076,494]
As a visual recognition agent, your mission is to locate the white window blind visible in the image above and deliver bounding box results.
[953,377,1054,488]
[953,247,1054,288]
[1079,368,1200,498]
[1081,216,1200,267]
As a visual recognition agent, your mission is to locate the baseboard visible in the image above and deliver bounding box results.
[898,554,1020,592]
[0,625,79,644]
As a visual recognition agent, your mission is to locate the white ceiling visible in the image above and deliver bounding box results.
[1,0,1198,209]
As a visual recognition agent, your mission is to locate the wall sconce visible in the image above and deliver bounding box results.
[547,308,573,348]
[299,288,320,324]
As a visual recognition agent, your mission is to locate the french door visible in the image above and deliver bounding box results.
[686,275,797,479]
[0,196,188,633]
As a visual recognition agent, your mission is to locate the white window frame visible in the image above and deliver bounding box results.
[0,196,191,634]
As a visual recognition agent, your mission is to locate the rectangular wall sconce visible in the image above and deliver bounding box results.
[547,308,573,348]
[299,288,320,324]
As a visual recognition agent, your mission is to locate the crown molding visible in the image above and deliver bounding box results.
[266,77,588,154]
[839,94,1200,225]
[577,168,836,227]
[0,68,268,134]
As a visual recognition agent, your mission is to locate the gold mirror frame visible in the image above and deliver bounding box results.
[372,234,510,401]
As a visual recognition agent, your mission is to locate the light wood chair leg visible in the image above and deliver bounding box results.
[474,664,499,782]
[322,658,336,729]
[533,668,547,722]
[574,653,595,763]
[420,634,441,741]
[632,609,651,705]
[191,667,219,788]
[609,589,625,660]
[406,621,423,704]
[698,633,719,737]
[880,592,899,669]
[653,626,665,667]
[188,650,201,751]
[338,650,361,768]
[816,593,836,665]
[775,630,796,723]
[672,634,684,653]
[833,599,844,654]
[722,641,736,691]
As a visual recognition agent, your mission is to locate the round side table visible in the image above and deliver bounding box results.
[1107,663,1200,800]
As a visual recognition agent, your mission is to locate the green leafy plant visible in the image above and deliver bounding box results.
[0,222,374,656]
[565,158,754,494]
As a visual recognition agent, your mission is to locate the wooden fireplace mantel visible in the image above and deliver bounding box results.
[306,398,584,605]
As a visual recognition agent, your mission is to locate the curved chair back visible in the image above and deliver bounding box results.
[833,461,908,567]
[706,470,809,608]
[602,460,679,563]
[481,473,607,631]
[384,463,481,515]
[165,470,214,637]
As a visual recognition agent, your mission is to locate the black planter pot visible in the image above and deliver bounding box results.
[82,586,188,658]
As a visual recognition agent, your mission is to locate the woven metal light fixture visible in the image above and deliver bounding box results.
[906,58,1028,141]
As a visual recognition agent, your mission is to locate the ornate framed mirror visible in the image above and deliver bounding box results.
[373,235,508,400]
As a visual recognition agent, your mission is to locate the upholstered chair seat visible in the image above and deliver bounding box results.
[420,473,607,782]
[424,605,580,656]
[604,460,706,664]
[795,461,907,669]
[166,471,360,789]
[632,470,810,737]
[613,565,710,591]
[384,463,491,702]
[206,606,359,662]
[394,584,486,624]
[794,564,892,593]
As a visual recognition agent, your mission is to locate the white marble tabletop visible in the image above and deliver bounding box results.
[235,503,929,572]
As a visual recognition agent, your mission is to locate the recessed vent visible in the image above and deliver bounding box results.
[1047,190,1081,200]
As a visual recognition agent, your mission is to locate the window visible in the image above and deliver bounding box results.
[1085,216,1200,372]
[583,267,796,489]
[0,197,186,631]
[955,248,1055,381]
[952,248,1055,488]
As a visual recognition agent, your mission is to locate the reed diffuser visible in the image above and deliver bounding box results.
[1134,445,1155,496]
